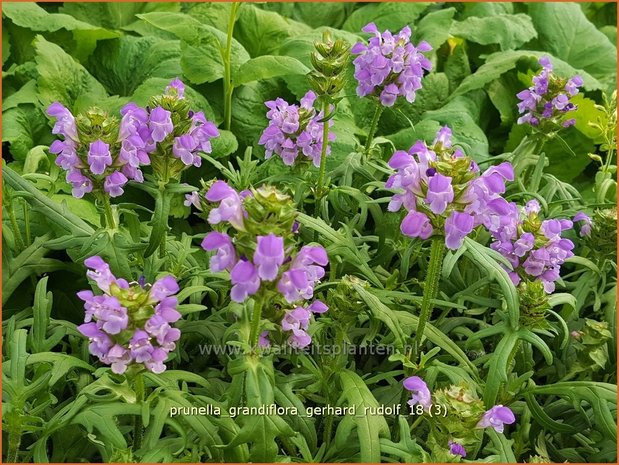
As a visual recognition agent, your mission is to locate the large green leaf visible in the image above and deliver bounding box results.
[59,2,180,30]
[232,56,309,87]
[34,35,108,111]
[87,36,181,96]
[528,3,617,83]
[451,14,537,50]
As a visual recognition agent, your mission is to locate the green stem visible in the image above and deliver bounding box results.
[6,200,25,252]
[22,200,31,247]
[364,104,384,157]
[223,2,240,131]
[249,296,264,349]
[133,372,145,451]
[316,100,331,197]
[413,237,445,359]
[7,428,21,462]
[101,195,116,230]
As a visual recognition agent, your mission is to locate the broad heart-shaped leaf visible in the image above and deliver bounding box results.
[137,12,250,84]
[335,370,390,462]
[34,35,108,112]
[528,3,617,84]
[2,106,48,161]
[452,50,604,97]
[342,2,430,33]
[234,4,312,57]
[87,36,181,97]
[59,2,180,30]
[412,8,456,51]
[232,56,309,87]
[450,14,537,51]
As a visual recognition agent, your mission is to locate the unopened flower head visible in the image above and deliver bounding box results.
[386,126,515,249]
[516,56,583,129]
[77,256,181,374]
[351,22,432,107]
[488,200,575,293]
[259,91,335,167]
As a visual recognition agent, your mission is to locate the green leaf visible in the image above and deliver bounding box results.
[234,5,312,57]
[3,80,39,110]
[528,3,617,83]
[50,194,101,228]
[342,3,430,33]
[209,130,238,158]
[87,36,181,97]
[59,2,180,30]
[336,370,390,462]
[34,35,108,111]
[412,8,456,51]
[451,14,537,51]
[232,56,309,87]
[2,106,46,161]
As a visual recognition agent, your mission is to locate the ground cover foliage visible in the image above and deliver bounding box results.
[1,2,618,463]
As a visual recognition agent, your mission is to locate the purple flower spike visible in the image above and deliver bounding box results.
[149,106,174,142]
[477,405,516,433]
[403,376,432,410]
[165,78,185,98]
[87,140,112,175]
[201,231,237,272]
[104,171,128,198]
[448,441,466,458]
[254,234,285,281]
[230,259,261,302]
[444,211,474,250]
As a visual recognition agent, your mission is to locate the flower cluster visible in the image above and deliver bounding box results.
[47,104,151,199]
[403,376,516,459]
[46,79,219,199]
[351,22,432,107]
[199,182,329,348]
[516,56,583,128]
[77,256,181,374]
[258,91,335,167]
[488,200,574,293]
[386,126,515,249]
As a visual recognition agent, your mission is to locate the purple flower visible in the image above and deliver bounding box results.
[173,135,200,167]
[516,56,582,128]
[444,212,474,250]
[259,91,334,167]
[308,300,328,314]
[401,210,433,239]
[277,246,328,302]
[149,106,173,142]
[282,307,311,331]
[288,328,312,348]
[230,259,261,302]
[426,173,454,214]
[258,330,271,348]
[104,171,128,198]
[190,112,219,153]
[77,323,113,359]
[84,256,118,293]
[184,191,202,209]
[573,211,592,237]
[78,292,128,334]
[206,181,246,230]
[50,140,79,170]
[352,23,432,106]
[150,276,180,302]
[87,140,112,175]
[105,344,132,374]
[47,102,78,141]
[254,234,285,281]
[477,405,516,433]
[448,441,466,458]
[155,297,181,323]
[201,231,237,272]
[66,170,93,198]
[165,78,185,98]
[403,376,432,410]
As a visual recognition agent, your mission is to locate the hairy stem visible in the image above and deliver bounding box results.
[249,296,264,349]
[133,371,145,451]
[7,427,21,462]
[413,237,445,359]
[223,3,240,131]
[364,104,384,157]
[101,195,117,230]
[316,100,331,198]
